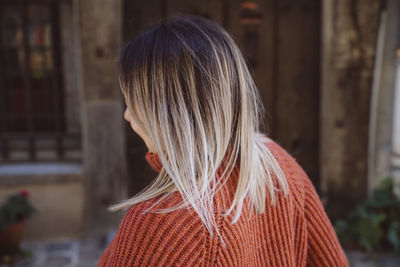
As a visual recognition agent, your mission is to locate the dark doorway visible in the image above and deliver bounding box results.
[122,0,321,194]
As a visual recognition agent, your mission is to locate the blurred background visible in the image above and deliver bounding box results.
[0,0,400,266]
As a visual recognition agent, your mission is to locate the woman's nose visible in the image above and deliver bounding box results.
[124,108,130,122]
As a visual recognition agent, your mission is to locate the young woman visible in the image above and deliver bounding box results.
[98,15,349,267]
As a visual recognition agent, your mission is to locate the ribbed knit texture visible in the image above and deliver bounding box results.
[98,140,349,266]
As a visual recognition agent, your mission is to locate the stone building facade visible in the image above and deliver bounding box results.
[0,0,399,239]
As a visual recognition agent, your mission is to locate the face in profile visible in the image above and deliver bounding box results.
[123,106,156,152]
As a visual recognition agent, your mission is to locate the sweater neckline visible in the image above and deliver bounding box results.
[145,151,163,173]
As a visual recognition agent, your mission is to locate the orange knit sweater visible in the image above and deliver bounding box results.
[98,140,349,266]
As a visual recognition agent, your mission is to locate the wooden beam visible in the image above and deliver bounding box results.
[74,0,128,234]
[321,0,383,219]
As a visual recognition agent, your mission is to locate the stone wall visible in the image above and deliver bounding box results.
[321,0,383,219]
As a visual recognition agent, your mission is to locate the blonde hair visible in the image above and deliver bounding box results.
[110,15,289,245]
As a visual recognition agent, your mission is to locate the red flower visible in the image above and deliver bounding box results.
[19,190,30,197]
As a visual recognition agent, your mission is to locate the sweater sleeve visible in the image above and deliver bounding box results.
[97,196,206,267]
[303,175,349,267]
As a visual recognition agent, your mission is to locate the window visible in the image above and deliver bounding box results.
[0,1,81,162]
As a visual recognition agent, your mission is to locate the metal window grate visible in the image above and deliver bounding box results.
[0,1,81,162]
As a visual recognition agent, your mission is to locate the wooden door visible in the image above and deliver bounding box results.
[123,0,321,193]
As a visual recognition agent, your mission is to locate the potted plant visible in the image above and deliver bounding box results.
[0,190,36,258]
[334,177,400,264]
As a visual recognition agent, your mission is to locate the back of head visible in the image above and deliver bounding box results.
[114,14,289,241]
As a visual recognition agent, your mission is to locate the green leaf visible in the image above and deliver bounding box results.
[388,221,400,254]
[333,176,400,253]
[357,213,385,252]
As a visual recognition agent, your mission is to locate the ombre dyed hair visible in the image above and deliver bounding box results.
[110,15,289,243]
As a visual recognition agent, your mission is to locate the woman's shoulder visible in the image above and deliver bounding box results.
[258,133,309,181]
[98,193,207,266]
[122,192,206,235]
[258,133,309,204]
